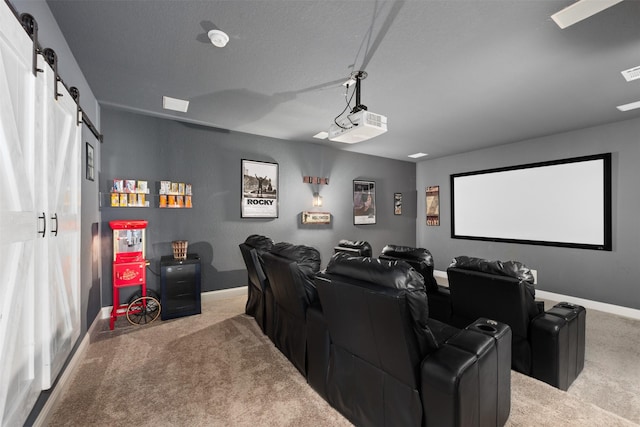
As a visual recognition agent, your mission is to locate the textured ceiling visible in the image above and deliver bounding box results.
[46,0,640,161]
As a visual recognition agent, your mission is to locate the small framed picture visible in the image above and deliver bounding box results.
[394,193,402,215]
[86,142,95,181]
[426,185,440,226]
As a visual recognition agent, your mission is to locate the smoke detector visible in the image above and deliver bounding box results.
[208,30,229,48]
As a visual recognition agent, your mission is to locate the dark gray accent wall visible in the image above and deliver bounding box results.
[100,107,416,305]
[417,117,640,310]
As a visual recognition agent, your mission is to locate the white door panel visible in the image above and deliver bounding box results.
[37,62,81,390]
[0,2,40,425]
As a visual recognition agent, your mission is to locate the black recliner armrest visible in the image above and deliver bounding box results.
[530,303,585,391]
[421,319,512,427]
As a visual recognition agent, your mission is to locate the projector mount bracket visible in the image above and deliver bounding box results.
[350,70,368,114]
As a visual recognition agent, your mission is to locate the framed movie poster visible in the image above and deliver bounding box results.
[241,159,278,218]
[353,180,376,224]
[394,192,402,215]
[426,185,440,226]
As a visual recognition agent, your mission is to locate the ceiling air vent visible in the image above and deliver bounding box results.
[621,66,640,82]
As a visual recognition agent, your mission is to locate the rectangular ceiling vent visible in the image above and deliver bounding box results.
[621,66,640,82]
[163,95,189,112]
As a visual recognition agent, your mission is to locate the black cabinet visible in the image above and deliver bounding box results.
[160,254,201,320]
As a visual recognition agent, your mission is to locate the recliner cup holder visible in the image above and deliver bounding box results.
[475,324,497,333]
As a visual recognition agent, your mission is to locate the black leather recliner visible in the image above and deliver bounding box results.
[316,253,512,427]
[238,235,274,336]
[333,239,373,257]
[262,242,325,380]
[378,244,452,323]
[447,256,586,390]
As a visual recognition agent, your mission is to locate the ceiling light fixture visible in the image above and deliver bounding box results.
[616,100,640,112]
[162,95,189,112]
[408,152,428,159]
[208,29,229,48]
[551,0,624,29]
[313,131,328,139]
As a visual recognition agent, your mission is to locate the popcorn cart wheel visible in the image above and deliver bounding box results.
[126,290,161,326]
[127,296,161,326]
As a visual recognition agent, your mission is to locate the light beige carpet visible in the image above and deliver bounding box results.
[46,294,640,426]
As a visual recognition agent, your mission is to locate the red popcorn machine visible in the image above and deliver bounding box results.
[109,220,160,330]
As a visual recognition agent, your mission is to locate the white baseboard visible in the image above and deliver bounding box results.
[99,286,248,319]
[434,269,640,321]
[202,286,247,301]
[433,270,448,279]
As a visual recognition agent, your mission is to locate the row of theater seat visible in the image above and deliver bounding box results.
[239,235,513,426]
[334,240,586,392]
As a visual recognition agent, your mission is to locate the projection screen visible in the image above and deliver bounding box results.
[451,153,611,251]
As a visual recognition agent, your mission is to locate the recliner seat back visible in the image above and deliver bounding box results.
[333,239,373,257]
[379,244,438,292]
[317,267,424,388]
[239,235,273,291]
[239,234,273,333]
[447,256,541,374]
[316,253,449,426]
[262,242,321,376]
[379,244,454,323]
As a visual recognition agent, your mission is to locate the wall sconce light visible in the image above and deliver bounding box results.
[312,192,323,207]
[303,176,329,185]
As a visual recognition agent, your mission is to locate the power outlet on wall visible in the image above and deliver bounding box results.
[531,269,538,285]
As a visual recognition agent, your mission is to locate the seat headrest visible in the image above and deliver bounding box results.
[244,234,274,253]
[380,244,433,265]
[325,252,424,291]
[336,239,373,257]
[270,242,321,273]
[449,256,534,285]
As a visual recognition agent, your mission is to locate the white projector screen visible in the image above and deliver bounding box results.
[451,153,612,250]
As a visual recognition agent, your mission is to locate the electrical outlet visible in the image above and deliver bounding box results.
[530,269,538,285]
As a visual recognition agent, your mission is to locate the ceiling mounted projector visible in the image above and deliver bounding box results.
[326,70,387,143]
[328,110,387,144]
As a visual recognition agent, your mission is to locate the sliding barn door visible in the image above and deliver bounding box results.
[0,2,41,425]
[36,56,81,390]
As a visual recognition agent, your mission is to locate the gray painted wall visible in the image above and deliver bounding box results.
[417,117,640,310]
[100,107,417,305]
